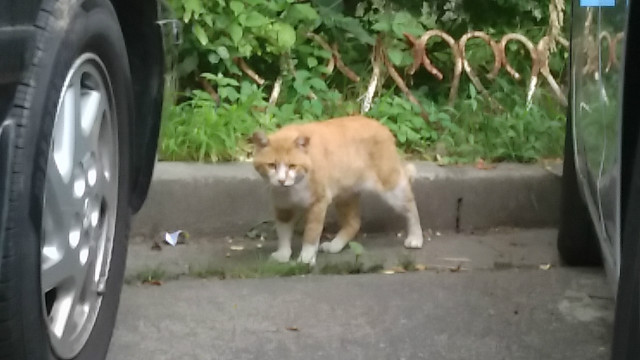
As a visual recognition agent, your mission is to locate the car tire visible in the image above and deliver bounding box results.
[0,0,132,359]
[611,150,640,358]
[556,111,602,266]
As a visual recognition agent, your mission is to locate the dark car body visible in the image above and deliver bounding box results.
[0,0,178,251]
[0,0,175,209]
[568,0,640,357]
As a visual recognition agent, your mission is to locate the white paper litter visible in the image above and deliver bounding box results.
[164,230,184,247]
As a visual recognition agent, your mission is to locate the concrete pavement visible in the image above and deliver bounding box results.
[111,228,614,360]
[108,268,612,360]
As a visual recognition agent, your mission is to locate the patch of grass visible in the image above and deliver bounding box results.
[125,266,172,285]
[318,261,384,275]
[186,259,312,280]
[226,261,312,279]
[188,265,227,279]
[397,253,417,272]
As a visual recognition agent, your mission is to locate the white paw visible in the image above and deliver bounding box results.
[270,248,292,263]
[404,234,424,249]
[319,240,346,254]
[297,244,318,266]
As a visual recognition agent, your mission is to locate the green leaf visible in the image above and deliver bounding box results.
[203,14,213,27]
[311,100,323,116]
[387,48,404,66]
[290,3,319,21]
[392,11,422,38]
[307,57,318,68]
[397,129,407,143]
[200,73,240,86]
[228,22,243,44]
[469,84,477,99]
[182,0,204,22]
[192,24,208,45]
[208,52,221,64]
[177,54,198,76]
[229,0,245,16]
[371,20,391,33]
[219,86,240,102]
[348,241,364,256]
[312,0,344,12]
[308,77,328,91]
[244,11,270,27]
[319,7,374,44]
[355,2,367,17]
[274,22,296,49]
[216,46,230,60]
[293,81,311,96]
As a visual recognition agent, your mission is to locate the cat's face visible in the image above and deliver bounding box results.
[252,131,311,187]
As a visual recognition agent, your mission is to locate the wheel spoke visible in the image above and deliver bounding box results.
[52,79,78,182]
[76,88,104,161]
[48,287,76,339]
[45,158,78,217]
[41,244,83,293]
[43,160,82,256]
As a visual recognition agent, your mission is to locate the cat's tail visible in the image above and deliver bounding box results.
[405,163,417,183]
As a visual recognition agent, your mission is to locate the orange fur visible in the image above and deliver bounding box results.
[252,115,424,264]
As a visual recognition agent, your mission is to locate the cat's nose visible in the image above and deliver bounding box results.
[278,179,286,185]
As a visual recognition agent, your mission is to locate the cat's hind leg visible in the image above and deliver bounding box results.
[320,194,361,253]
[271,208,296,262]
[380,174,424,249]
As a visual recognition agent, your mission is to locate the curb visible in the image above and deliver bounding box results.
[131,161,562,238]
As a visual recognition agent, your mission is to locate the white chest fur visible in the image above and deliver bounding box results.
[270,180,313,209]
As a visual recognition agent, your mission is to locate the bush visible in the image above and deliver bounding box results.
[160,0,569,164]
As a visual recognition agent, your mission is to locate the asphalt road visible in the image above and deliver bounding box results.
[107,266,613,360]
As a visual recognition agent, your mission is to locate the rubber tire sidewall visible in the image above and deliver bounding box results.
[1,0,132,359]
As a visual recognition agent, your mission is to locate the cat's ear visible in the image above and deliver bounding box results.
[252,131,269,148]
[295,135,310,150]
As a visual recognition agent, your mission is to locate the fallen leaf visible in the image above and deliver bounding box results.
[435,231,442,236]
[415,264,427,271]
[539,264,552,270]
[142,280,163,286]
[286,326,299,332]
[475,158,497,170]
[256,243,263,249]
[391,266,407,273]
[449,264,462,272]
[151,241,162,251]
[230,245,244,251]
[225,253,231,258]
[226,236,233,244]
[381,270,396,274]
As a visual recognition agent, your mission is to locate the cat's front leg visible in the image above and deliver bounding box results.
[271,208,296,263]
[298,200,329,266]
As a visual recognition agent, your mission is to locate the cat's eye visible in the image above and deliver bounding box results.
[288,165,297,170]
[267,163,276,169]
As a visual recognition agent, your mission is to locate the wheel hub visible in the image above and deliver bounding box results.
[40,53,119,359]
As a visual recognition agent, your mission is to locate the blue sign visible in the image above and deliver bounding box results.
[580,0,615,6]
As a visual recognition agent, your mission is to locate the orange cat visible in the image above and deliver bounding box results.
[252,115,424,265]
